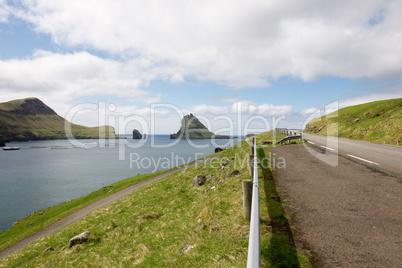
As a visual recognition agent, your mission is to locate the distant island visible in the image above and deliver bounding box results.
[0,97,124,142]
[170,113,230,139]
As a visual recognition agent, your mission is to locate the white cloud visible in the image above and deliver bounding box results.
[186,100,292,116]
[0,50,188,105]
[0,0,10,23]
[300,107,318,115]
[10,0,402,88]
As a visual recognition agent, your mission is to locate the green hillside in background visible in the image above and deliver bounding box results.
[0,97,123,142]
[305,98,402,145]
[170,113,230,139]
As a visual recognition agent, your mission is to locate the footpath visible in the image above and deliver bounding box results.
[269,145,401,267]
[0,155,219,260]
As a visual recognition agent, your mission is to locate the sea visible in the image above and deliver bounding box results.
[0,135,242,232]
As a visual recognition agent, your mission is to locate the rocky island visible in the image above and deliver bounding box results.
[0,97,124,142]
[170,113,230,139]
[132,129,143,139]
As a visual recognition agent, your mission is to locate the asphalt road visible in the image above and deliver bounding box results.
[269,143,401,267]
[302,133,402,179]
[0,155,219,260]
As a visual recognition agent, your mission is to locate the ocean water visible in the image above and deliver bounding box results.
[0,135,242,232]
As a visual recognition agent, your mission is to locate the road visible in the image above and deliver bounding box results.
[302,133,402,179]
[268,143,401,267]
[0,155,218,260]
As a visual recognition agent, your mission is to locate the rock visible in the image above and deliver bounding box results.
[69,231,91,248]
[194,225,206,233]
[354,118,360,122]
[43,246,54,253]
[228,170,240,177]
[182,244,196,254]
[132,129,143,139]
[209,226,220,234]
[12,221,18,227]
[170,114,230,139]
[192,175,206,186]
[215,147,225,153]
[221,160,230,166]
[316,126,324,133]
[261,140,272,145]
[227,254,236,261]
[38,212,44,215]
[212,177,220,184]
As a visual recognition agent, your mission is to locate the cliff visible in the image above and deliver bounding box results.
[170,113,230,139]
[0,97,122,142]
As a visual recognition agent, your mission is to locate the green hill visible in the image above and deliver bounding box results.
[0,97,123,142]
[170,113,230,139]
[305,98,402,145]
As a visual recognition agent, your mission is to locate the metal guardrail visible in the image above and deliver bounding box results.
[247,138,261,267]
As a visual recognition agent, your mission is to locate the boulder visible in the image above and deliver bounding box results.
[221,160,230,166]
[182,244,196,254]
[206,175,213,182]
[192,175,206,186]
[215,147,225,153]
[228,170,240,177]
[69,231,91,248]
[43,246,54,253]
[261,140,272,145]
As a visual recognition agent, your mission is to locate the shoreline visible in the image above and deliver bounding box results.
[0,153,220,259]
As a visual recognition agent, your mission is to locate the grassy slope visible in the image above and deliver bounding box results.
[0,131,310,267]
[0,98,123,141]
[305,98,402,145]
[0,171,168,251]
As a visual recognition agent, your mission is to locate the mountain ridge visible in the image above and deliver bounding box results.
[0,97,122,142]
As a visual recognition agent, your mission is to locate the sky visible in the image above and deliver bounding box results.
[0,0,401,135]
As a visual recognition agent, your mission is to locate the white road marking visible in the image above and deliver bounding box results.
[307,141,315,145]
[321,145,335,151]
[347,154,380,165]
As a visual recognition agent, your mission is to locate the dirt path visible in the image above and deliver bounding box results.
[0,155,219,260]
[269,145,401,267]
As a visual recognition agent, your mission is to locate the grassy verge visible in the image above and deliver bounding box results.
[0,170,169,251]
[257,130,305,147]
[1,134,311,267]
[305,98,402,145]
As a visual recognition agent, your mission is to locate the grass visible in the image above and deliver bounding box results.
[0,170,168,251]
[305,98,402,145]
[0,135,311,267]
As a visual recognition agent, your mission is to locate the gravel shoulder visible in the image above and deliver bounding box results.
[0,155,218,260]
[269,144,401,267]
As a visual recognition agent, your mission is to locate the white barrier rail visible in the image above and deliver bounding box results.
[247,138,261,267]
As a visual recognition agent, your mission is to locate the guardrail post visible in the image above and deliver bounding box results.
[248,154,254,176]
[242,180,253,221]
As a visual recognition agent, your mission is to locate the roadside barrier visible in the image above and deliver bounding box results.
[246,138,261,267]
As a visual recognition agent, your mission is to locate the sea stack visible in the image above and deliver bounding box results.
[132,129,143,139]
[170,114,230,139]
